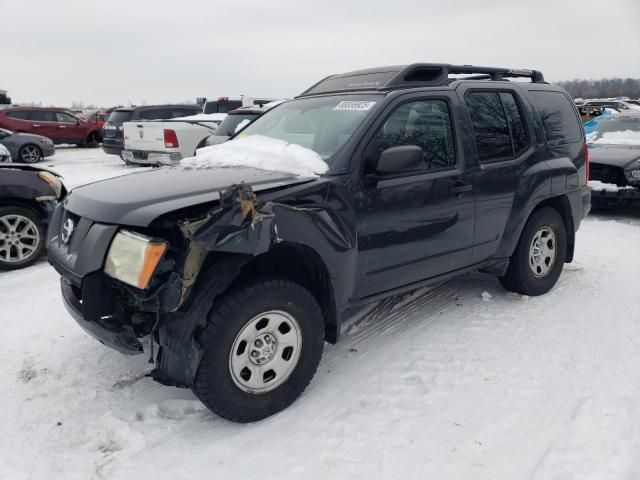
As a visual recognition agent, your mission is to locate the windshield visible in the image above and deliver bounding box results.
[585,115,640,145]
[214,113,259,136]
[107,110,133,125]
[238,95,381,162]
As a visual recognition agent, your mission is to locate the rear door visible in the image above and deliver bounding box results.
[456,86,535,263]
[354,92,476,298]
[30,110,59,141]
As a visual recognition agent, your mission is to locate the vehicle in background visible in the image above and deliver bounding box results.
[102,104,202,158]
[203,101,284,147]
[586,111,640,208]
[0,143,10,163]
[122,113,226,165]
[582,99,640,111]
[1,164,66,270]
[83,110,110,139]
[48,63,590,423]
[576,104,614,122]
[203,96,275,114]
[0,127,55,163]
[0,107,101,147]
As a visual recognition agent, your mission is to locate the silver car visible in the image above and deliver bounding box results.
[0,143,10,162]
[0,128,55,163]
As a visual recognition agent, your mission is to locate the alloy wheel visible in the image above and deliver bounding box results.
[0,214,41,264]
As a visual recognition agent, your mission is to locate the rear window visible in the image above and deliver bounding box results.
[214,113,259,136]
[107,110,133,125]
[530,91,582,145]
[6,110,30,120]
[204,100,243,114]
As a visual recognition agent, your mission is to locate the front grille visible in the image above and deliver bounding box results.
[590,163,628,187]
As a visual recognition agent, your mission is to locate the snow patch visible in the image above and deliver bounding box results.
[181,134,329,177]
[589,180,636,192]
[481,291,493,301]
[170,113,227,122]
[587,129,640,145]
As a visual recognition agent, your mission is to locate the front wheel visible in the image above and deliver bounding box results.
[499,207,567,296]
[18,144,43,163]
[0,206,45,270]
[193,279,325,423]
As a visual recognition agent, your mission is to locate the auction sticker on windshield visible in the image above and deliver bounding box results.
[333,101,377,111]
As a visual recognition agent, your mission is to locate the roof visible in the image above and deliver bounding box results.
[298,63,545,97]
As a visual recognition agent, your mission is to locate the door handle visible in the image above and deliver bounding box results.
[58,125,66,128]
[452,182,473,196]
[32,124,41,127]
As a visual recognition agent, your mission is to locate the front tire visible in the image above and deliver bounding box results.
[499,207,567,296]
[18,144,43,163]
[0,206,45,270]
[193,278,325,423]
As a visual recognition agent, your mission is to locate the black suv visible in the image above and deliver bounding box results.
[102,104,202,157]
[48,64,590,422]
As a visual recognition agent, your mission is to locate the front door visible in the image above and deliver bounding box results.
[353,94,476,299]
[55,111,85,144]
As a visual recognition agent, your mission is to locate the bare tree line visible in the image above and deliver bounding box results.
[557,78,640,99]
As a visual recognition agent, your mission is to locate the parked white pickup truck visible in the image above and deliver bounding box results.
[121,113,226,166]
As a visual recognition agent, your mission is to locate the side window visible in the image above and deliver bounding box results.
[7,110,30,120]
[465,92,512,162]
[367,99,456,173]
[56,112,78,123]
[529,91,582,146]
[138,109,168,120]
[31,110,57,122]
[499,92,528,155]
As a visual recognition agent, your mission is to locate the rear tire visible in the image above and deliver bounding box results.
[0,206,45,270]
[499,207,567,296]
[193,278,325,423]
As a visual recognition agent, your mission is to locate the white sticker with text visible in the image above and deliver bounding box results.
[333,101,377,111]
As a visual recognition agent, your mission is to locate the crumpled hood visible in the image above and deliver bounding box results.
[63,166,314,226]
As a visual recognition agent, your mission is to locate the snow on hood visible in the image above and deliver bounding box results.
[181,135,329,177]
[586,130,640,145]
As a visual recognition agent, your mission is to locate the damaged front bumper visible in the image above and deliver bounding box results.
[60,277,143,354]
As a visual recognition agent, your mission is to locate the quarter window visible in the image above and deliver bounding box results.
[367,99,456,173]
[529,91,582,146]
[6,111,30,120]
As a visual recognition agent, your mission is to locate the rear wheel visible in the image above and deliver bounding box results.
[499,207,567,296]
[193,278,325,423]
[0,206,45,270]
[18,144,42,163]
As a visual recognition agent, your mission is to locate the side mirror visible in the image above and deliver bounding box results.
[375,145,424,175]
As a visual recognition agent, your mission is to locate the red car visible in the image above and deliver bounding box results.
[0,107,102,147]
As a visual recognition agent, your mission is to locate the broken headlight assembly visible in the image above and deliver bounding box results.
[104,230,167,289]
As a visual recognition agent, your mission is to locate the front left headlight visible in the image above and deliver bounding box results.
[38,171,63,198]
[104,230,167,290]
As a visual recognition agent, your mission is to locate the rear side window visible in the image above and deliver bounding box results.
[6,110,30,120]
[31,110,57,122]
[137,108,170,120]
[499,92,528,155]
[529,91,582,146]
[465,92,513,161]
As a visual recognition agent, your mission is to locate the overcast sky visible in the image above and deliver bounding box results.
[2,0,639,107]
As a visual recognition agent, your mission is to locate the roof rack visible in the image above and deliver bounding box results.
[298,63,545,97]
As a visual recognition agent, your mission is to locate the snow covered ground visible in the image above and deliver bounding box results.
[2,147,640,480]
